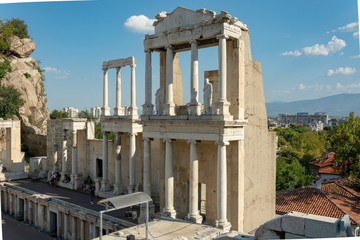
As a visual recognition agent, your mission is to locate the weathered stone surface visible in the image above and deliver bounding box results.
[281,212,306,236]
[255,225,280,240]
[264,216,282,232]
[304,214,339,238]
[38,170,47,179]
[285,233,306,239]
[8,36,35,58]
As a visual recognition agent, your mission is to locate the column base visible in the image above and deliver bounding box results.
[70,174,79,190]
[215,100,230,116]
[162,208,176,219]
[102,107,110,116]
[187,103,202,116]
[100,180,110,192]
[128,185,135,194]
[113,184,122,195]
[215,220,231,232]
[60,172,68,181]
[138,202,155,224]
[142,104,154,116]
[187,213,203,224]
[163,103,176,116]
[114,107,125,116]
[128,106,138,116]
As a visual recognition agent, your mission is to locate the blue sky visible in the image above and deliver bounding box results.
[1,0,359,111]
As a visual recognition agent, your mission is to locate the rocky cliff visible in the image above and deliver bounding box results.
[1,36,49,156]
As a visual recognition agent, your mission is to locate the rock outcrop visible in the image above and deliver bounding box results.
[1,36,49,156]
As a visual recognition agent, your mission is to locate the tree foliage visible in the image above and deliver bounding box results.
[50,109,69,119]
[328,112,360,176]
[0,18,30,55]
[78,109,94,119]
[0,59,11,80]
[276,156,312,191]
[0,85,25,118]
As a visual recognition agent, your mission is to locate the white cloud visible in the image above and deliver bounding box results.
[44,67,60,73]
[353,32,359,39]
[298,84,306,90]
[124,15,155,34]
[280,50,302,57]
[55,70,70,79]
[327,67,356,76]
[303,36,346,56]
[281,36,346,57]
[350,54,360,59]
[337,22,359,32]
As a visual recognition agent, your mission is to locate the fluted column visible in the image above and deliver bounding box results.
[163,138,176,218]
[128,133,136,193]
[101,131,110,192]
[215,34,230,116]
[113,132,122,195]
[143,49,154,115]
[57,211,62,238]
[61,131,68,181]
[64,213,69,240]
[164,45,175,115]
[128,63,138,116]
[102,68,110,115]
[188,40,201,115]
[143,138,151,196]
[215,140,231,231]
[114,67,124,116]
[187,140,202,223]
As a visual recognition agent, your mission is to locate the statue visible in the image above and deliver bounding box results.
[155,88,164,115]
[203,78,213,115]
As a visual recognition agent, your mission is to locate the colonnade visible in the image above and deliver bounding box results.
[0,184,122,239]
[142,34,231,117]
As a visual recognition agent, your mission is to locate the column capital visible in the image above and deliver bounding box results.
[116,67,121,72]
[190,39,198,45]
[145,48,153,53]
[165,44,173,50]
[163,138,172,143]
[215,140,230,146]
[128,132,138,137]
[143,137,153,142]
[187,140,199,145]
[72,129,77,135]
[130,63,136,69]
[102,67,108,72]
[216,34,229,40]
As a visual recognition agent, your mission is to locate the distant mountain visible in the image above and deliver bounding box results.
[266,93,360,117]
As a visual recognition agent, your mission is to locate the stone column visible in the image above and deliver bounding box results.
[28,200,33,224]
[23,198,27,222]
[128,63,138,116]
[9,194,12,216]
[187,140,202,223]
[101,131,110,191]
[215,140,231,231]
[34,201,38,227]
[89,222,95,239]
[80,219,85,240]
[61,131,68,181]
[163,138,176,218]
[188,40,201,115]
[215,34,230,116]
[113,132,122,195]
[143,138,151,196]
[57,211,62,238]
[4,190,7,213]
[64,213,69,240]
[102,68,110,115]
[143,49,154,115]
[71,215,77,240]
[164,45,175,115]
[71,130,78,189]
[114,67,124,116]
[128,133,136,193]
[53,144,59,172]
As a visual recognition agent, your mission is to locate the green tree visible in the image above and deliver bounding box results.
[50,109,69,119]
[0,18,30,55]
[94,122,114,140]
[0,59,11,80]
[78,109,94,119]
[6,18,29,39]
[328,112,360,176]
[0,85,25,118]
[276,156,312,191]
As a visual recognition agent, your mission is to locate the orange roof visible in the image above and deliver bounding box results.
[276,179,360,225]
[309,152,342,175]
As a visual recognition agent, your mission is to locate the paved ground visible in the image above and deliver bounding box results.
[8,179,138,221]
[2,213,53,240]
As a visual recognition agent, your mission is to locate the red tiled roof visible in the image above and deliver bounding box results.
[309,152,342,175]
[276,179,360,225]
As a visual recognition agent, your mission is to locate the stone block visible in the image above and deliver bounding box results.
[255,225,280,240]
[264,216,282,232]
[285,233,305,239]
[282,212,306,236]
[304,214,339,238]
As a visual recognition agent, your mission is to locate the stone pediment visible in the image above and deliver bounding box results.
[154,6,215,34]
